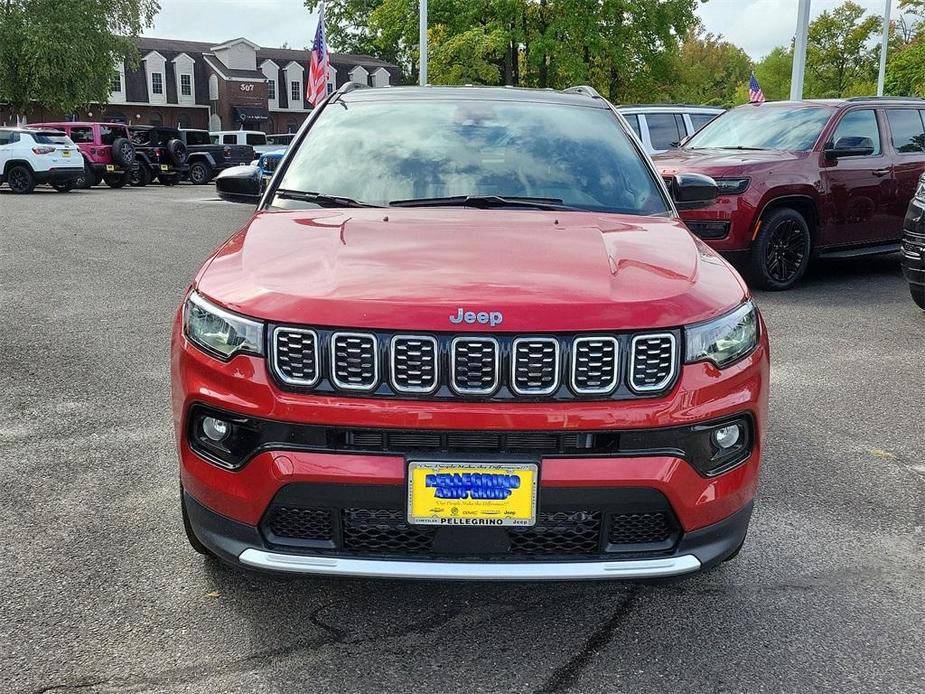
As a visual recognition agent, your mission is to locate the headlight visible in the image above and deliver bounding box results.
[685,301,759,368]
[915,175,925,201]
[183,291,264,360]
[713,177,750,195]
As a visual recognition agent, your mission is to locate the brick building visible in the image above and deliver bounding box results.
[1,36,401,132]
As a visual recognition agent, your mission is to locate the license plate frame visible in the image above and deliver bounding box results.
[160,164,169,171]
[105,164,115,172]
[406,461,538,527]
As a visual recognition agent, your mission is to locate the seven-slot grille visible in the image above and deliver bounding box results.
[270,328,679,399]
[630,334,676,392]
[391,336,438,393]
[272,328,320,386]
[331,332,379,391]
[571,337,619,394]
[451,337,500,395]
[511,338,559,395]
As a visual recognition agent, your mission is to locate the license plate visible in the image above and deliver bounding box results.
[106,165,115,172]
[160,164,169,171]
[407,461,538,526]
[62,150,71,158]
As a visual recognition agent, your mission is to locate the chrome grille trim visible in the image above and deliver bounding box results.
[390,335,439,394]
[330,331,379,392]
[629,333,677,393]
[450,336,500,396]
[510,337,560,395]
[271,327,321,387]
[570,336,619,394]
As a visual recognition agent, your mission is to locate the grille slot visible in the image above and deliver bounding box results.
[272,328,320,386]
[450,337,500,395]
[571,337,619,394]
[390,335,438,393]
[342,508,432,554]
[261,155,280,173]
[265,507,333,541]
[607,512,675,545]
[331,332,378,391]
[629,333,676,392]
[511,337,560,395]
[509,510,602,555]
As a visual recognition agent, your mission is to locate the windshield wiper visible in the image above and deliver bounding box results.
[388,195,582,211]
[275,189,382,208]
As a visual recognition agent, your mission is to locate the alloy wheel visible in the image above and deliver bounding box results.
[765,219,807,283]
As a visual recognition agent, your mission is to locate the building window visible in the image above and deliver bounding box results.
[267,79,276,101]
[111,73,122,93]
[180,74,192,97]
[291,81,302,104]
[287,119,298,133]
[152,72,163,95]
[107,111,127,124]
[178,113,191,128]
[150,113,163,126]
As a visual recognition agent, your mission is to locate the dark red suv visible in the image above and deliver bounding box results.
[173,85,769,581]
[654,98,925,289]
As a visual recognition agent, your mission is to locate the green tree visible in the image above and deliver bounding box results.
[805,1,879,98]
[668,29,752,108]
[752,46,792,101]
[0,0,159,118]
[886,38,925,95]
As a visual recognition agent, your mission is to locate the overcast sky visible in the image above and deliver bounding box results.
[148,0,904,61]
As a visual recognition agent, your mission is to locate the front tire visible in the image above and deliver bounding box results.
[188,161,213,185]
[6,164,36,193]
[748,208,812,290]
[130,165,151,187]
[104,172,130,189]
[911,285,925,310]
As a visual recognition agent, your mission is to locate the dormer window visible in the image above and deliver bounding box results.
[267,79,276,100]
[152,72,164,95]
[180,74,192,96]
[111,73,122,93]
[290,81,301,103]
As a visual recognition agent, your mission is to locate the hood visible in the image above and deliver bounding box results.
[653,147,811,176]
[195,208,748,332]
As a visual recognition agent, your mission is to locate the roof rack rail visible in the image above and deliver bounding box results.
[844,95,925,102]
[337,81,370,95]
[564,85,602,99]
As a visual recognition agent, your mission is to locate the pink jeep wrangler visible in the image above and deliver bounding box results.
[30,122,137,189]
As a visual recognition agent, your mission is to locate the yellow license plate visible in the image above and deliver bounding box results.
[160,164,169,171]
[106,165,115,172]
[62,150,71,158]
[407,462,538,526]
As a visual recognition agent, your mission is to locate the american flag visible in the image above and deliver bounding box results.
[749,73,765,104]
[306,2,330,107]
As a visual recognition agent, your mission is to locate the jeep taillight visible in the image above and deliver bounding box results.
[32,146,55,155]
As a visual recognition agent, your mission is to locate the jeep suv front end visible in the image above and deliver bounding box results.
[172,86,770,580]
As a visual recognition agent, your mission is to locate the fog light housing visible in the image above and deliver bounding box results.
[202,416,229,442]
[712,423,741,450]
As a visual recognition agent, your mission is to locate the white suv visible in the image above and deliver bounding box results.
[616,105,724,155]
[210,130,277,155]
[0,128,84,193]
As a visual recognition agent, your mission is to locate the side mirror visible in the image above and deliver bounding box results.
[669,172,719,210]
[215,165,261,204]
[824,136,875,159]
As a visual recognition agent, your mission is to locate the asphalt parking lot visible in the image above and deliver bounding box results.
[1,183,923,694]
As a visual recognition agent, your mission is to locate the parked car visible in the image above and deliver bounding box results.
[30,121,136,189]
[901,173,925,309]
[653,97,925,290]
[178,128,254,185]
[256,148,285,191]
[267,133,294,147]
[177,84,770,581]
[616,104,724,155]
[128,125,189,186]
[0,127,84,193]
[210,129,277,154]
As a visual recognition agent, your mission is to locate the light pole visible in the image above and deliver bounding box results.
[419,0,428,86]
[877,0,892,96]
[790,0,811,101]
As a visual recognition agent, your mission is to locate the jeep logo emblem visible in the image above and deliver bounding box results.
[449,307,503,327]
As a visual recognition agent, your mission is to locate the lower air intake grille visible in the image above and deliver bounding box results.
[630,334,676,392]
[265,506,333,541]
[342,508,432,554]
[607,512,675,545]
[508,510,601,555]
[331,332,378,391]
[272,328,319,386]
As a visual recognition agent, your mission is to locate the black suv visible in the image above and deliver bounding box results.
[902,173,925,309]
[177,129,255,184]
[129,126,189,186]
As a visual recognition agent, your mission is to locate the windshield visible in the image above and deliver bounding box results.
[276,98,669,215]
[685,105,833,151]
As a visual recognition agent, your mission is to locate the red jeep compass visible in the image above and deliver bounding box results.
[654,97,925,289]
[172,85,770,580]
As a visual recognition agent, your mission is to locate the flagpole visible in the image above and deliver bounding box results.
[419,0,428,85]
[790,0,811,101]
[877,0,892,96]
